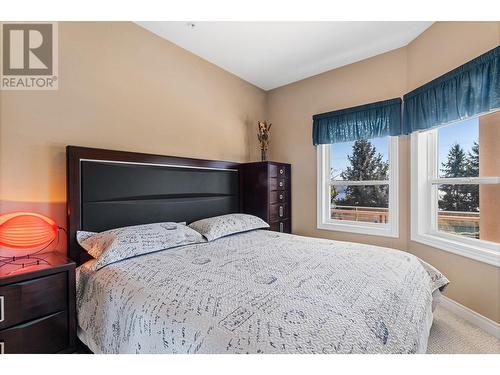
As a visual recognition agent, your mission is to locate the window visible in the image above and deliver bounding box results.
[411,112,500,266]
[317,136,399,237]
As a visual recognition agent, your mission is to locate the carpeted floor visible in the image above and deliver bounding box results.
[427,305,500,354]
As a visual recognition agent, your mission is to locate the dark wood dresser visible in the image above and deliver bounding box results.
[239,161,292,233]
[0,253,76,354]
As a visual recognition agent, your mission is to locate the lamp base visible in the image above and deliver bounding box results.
[8,263,52,275]
[0,254,51,276]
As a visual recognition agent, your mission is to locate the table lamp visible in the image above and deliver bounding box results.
[0,212,61,272]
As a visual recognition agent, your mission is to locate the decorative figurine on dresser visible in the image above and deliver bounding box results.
[0,212,76,354]
[239,162,292,233]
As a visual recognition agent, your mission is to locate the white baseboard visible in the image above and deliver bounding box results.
[439,295,500,339]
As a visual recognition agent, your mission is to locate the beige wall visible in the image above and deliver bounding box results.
[479,112,500,243]
[267,22,500,322]
[267,47,409,251]
[0,22,267,256]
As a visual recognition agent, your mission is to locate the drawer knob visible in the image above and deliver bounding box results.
[279,181,283,187]
[279,168,284,175]
[279,222,284,232]
[0,296,4,323]
[279,194,283,200]
[279,206,284,217]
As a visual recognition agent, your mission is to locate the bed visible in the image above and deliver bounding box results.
[67,146,448,354]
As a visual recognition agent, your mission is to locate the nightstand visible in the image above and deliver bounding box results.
[0,253,76,354]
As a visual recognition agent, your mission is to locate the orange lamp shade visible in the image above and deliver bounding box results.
[0,212,58,249]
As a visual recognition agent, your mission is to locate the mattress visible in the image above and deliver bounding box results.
[76,230,448,354]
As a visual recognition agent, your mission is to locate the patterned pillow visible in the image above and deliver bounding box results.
[76,222,188,244]
[77,222,205,270]
[188,214,269,241]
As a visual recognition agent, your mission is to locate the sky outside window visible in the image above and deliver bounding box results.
[329,117,479,180]
[330,137,389,180]
[438,117,479,177]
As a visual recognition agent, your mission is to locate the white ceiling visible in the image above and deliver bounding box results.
[136,22,433,91]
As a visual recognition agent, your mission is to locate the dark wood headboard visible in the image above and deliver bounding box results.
[66,146,241,265]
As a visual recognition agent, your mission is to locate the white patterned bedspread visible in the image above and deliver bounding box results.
[76,230,448,354]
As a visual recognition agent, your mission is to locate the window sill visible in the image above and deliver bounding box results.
[318,220,399,238]
[411,231,500,267]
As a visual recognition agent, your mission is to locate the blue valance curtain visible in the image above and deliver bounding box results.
[312,46,499,145]
[312,98,402,145]
[402,45,500,134]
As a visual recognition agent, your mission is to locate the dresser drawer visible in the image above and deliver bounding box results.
[270,203,289,222]
[269,220,291,233]
[270,177,287,191]
[269,164,287,178]
[270,190,287,204]
[0,272,67,330]
[0,310,68,354]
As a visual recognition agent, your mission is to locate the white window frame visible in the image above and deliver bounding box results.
[411,128,500,267]
[317,137,399,238]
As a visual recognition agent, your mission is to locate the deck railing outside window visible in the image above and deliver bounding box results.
[331,205,480,239]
